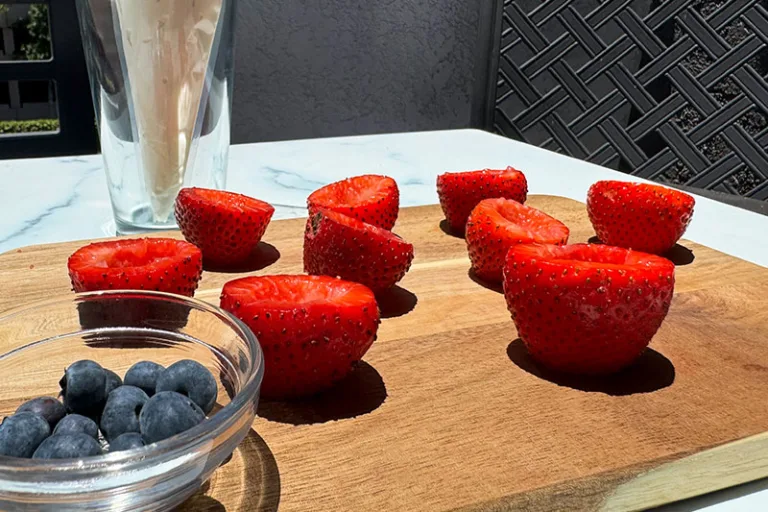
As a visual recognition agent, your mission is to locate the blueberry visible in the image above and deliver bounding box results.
[105,369,123,395]
[139,391,205,444]
[16,397,66,430]
[53,414,99,440]
[155,360,218,414]
[109,432,145,452]
[100,386,149,441]
[60,360,108,418]
[32,433,102,459]
[124,361,164,397]
[0,412,51,458]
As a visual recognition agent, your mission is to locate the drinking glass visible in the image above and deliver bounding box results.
[75,0,236,234]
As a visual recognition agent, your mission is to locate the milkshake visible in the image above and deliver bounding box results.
[114,0,223,223]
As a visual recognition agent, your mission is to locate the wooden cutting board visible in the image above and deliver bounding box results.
[1,196,768,512]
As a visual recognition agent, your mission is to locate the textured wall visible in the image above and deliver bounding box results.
[494,0,768,201]
[231,0,494,144]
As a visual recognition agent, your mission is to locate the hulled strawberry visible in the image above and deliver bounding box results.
[67,238,203,296]
[307,175,399,230]
[220,275,380,399]
[304,209,414,292]
[466,198,569,282]
[175,187,274,266]
[587,181,695,255]
[437,167,527,233]
[503,243,675,374]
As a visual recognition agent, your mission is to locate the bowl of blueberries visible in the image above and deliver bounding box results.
[0,290,263,511]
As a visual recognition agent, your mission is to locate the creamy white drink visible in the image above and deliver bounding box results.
[114,0,223,222]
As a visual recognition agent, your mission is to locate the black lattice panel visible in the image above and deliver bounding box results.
[494,0,768,201]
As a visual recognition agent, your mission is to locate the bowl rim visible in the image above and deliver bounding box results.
[0,290,263,473]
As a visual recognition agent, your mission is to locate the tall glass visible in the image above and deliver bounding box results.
[75,0,236,234]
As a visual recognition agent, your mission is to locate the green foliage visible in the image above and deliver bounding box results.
[20,5,51,61]
[0,119,59,134]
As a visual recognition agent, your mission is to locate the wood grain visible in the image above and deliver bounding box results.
[1,196,767,512]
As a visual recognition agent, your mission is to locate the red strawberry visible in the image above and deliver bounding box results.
[304,209,414,292]
[175,187,275,266]
[437,167,528,233]
[466,198,569,282]
[307,175,399,230]
[220,275,380,399]
[587,181,695,255]
[503,243,675,374]
[67,238,203,296]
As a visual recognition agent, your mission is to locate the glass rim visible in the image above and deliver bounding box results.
[0,290,263,474]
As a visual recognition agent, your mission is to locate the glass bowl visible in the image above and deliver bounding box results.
[0,291,263,511]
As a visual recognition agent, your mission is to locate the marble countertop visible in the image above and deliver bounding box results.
[1,129,767,510]
[1,129,768,269]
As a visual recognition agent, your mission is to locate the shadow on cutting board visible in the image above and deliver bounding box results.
[180,480,224,512]
[468,269,503,294]
[179,428,281,512]
[257,361,386,425]
[663,243,696,266]
[439,219,465,239]
[80,299,191,341]
[587,236,695,266]
[203,242,281,273]
[376,285,418,318]
[506,339,675,396]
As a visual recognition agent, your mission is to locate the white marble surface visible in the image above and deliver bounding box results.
[1,129,767,268]
[1,129,767,510]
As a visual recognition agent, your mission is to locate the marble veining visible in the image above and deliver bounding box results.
[1,129,767,273]
[261,166,328,193]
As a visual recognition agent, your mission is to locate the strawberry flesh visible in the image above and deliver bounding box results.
[67,238,203,297]
[503,243,675,374]
[466,198,569,282]
[437,167,527,233]
[308,175,399,230]
[175,187,275,266]
[220,275,380,399]
[587,180,695,255]
[304,208,414,292]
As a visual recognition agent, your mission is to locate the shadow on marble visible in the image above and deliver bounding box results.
[204,242,281,273]
[257,361,386,426]
[376,285,418,318]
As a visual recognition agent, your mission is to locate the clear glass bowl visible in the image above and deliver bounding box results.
[0,291,263,511]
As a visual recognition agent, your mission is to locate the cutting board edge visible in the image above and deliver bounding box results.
[603,430,768,510]
[458,430,768,512]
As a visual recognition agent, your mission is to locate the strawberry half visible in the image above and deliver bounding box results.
[466,198,569,282]
[437,167,528,233]
[587,180,695,255]
[67,238,203,296]
[304,209,414,292]
[175,187,275,266]
[220,275,380,399]
[503,243,675,374]
[307,175,399,230]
